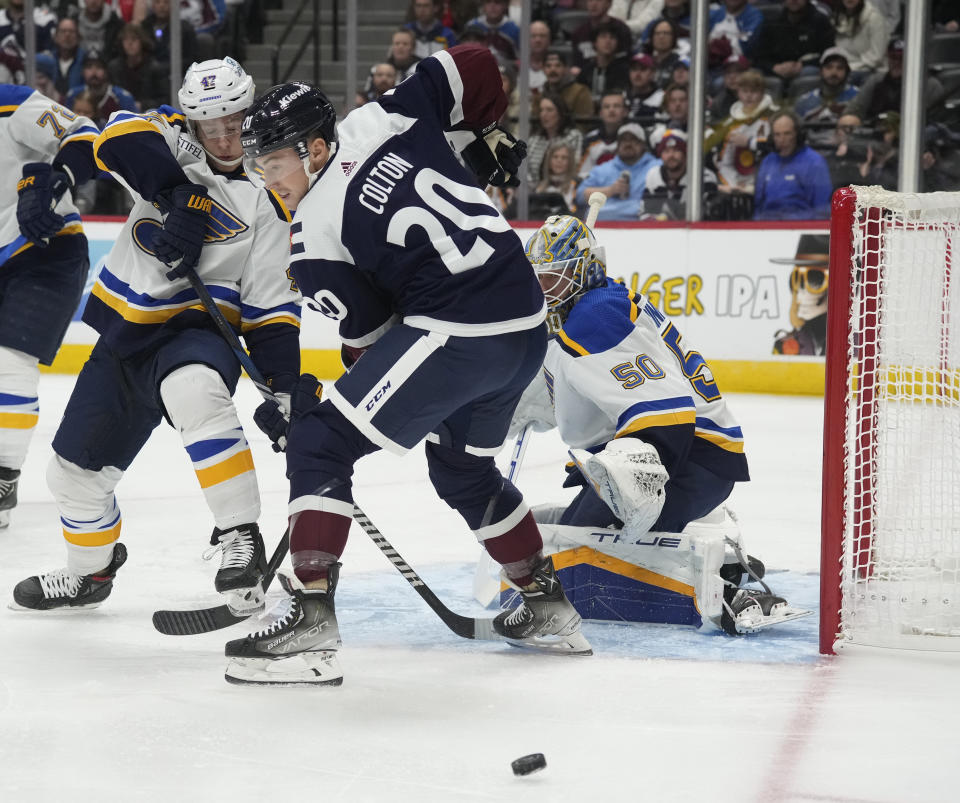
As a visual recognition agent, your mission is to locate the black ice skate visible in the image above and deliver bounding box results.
[205,523,267,614]
[719,554,766,587]
[720,588,813,634]
[10,542,128,611]
[493,556,592,655]
[224,566,343,686]
[0,466,20,529]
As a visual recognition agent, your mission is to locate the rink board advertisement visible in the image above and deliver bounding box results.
[53,221,830,395]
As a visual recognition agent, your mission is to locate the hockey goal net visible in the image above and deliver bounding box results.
[821,186,960,653]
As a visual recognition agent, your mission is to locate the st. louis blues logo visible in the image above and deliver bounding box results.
[132,199,249,257]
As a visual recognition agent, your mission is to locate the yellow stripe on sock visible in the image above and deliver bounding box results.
[0,412,38,429]
[195,449,255,488]
[63,520,122,547]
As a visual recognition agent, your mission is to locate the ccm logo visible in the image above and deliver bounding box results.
[365,381,391,412]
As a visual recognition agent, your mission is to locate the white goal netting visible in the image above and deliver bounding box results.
[837,186,960,650]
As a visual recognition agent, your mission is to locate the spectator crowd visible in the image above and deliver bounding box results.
[371,0,960,221]
[2,0,959,219]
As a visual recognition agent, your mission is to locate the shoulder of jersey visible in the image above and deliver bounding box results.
[0,84,36,113]
[556,280,641,357]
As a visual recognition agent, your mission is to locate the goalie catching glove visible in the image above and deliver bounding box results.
[253,374,324,452]
[16,162,73,246]
[569,438,669,534]
[461,124,527,188]
[152,184,212,278]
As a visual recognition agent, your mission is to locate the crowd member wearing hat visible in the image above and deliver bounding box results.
[793,48,860,147]
[578,90,630,178]
[642,129,717,220]
[832,0,889,81]
[626,52,663,122]
[541,48,596,130]
[578,122,661,220]
[754,110,832,220]
[708,53,747,122]
[846,40,944,125]
[64,50,137,127]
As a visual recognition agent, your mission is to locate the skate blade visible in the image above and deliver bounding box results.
[736,606,814,634]
[224,651,343,686]
[7,600,103,612]
[504,630,593,656]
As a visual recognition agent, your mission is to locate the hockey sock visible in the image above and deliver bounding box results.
[482,510,544,588]
[48,456,126,575]
[289,504,352,584]
[160,365,260,528]
[0,346,40,471]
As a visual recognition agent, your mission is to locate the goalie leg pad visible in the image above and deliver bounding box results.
[570,439,668,534]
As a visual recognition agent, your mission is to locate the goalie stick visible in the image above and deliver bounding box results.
[152,528,289,635]
[585,191,607,228]
[352,503,502,642]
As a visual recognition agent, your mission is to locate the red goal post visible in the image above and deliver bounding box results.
[821,186,960,654]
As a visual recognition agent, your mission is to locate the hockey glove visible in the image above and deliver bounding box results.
[254,393,291,453]
[461,124,528,188]
[16,163,72,246]
[152,184,212,279]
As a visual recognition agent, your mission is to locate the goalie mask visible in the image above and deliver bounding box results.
[241,82,338,206]
[525,215,606,326]
[178,57,255,169]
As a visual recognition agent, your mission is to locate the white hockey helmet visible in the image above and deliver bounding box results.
[525,214,606,312]
[178,57,255,122]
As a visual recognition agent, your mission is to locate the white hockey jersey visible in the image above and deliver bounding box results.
[545,279,749,483]
[87,105,300,374]
[0,84,98,261]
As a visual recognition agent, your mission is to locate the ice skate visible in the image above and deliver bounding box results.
[204,523,267,614]
[10,542,128,611]
[493,556,592,655]
[224,567,343,686]
[0,466,20,529]
[719,554,766,587]
[721,588,814,635]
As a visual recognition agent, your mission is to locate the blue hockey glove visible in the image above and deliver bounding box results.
[152,184,211,279]
[461,124,527,188]
[16,163,71,246]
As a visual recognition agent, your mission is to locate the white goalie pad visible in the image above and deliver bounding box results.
[569,440,668,534]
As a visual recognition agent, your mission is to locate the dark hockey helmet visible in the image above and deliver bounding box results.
[240,82,338,161]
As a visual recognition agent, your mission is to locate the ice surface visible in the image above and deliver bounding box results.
[1,377,957,802]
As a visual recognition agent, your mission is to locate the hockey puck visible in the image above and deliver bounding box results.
[511,753,547,776]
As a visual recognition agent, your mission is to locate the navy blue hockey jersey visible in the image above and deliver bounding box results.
[290,45,546,350]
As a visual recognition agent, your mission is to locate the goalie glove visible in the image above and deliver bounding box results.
[152,184,212,279]
[16,162,72,246]
[461,124,528,188]
[507,373,556,438]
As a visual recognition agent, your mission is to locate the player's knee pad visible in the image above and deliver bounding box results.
[0,345,40,395]
[160,363,241,439]
[46,453,124,521]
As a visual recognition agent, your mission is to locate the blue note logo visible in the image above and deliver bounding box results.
[132,199,249,256]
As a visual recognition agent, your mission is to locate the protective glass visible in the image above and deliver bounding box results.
[242,147,305,190]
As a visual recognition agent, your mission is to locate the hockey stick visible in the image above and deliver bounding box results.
[352,503,502,641]
[152,528,290,635]
[471,423,531,607]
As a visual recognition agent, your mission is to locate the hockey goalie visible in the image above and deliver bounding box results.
[497,214,811,636]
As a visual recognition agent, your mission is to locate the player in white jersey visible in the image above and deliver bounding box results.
[0,86,98,528]
[11,58,301,615]
[222,44,592,686]
[514,215,809,634]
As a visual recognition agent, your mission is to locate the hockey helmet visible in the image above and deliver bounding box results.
[178,57,255,168]
[525,215,606,312]
[241,82,338,192]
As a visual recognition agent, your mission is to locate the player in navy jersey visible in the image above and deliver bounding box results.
[225,44,592,686]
